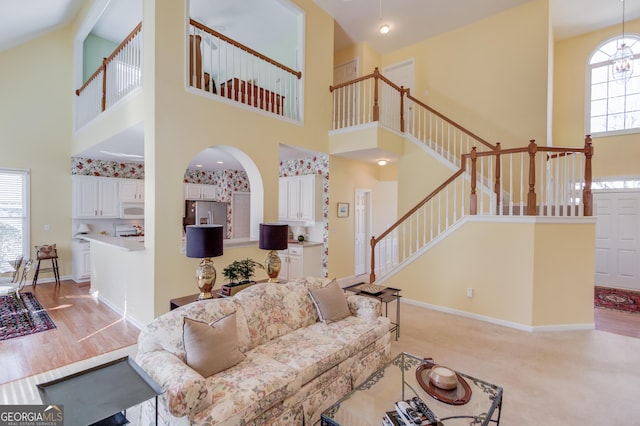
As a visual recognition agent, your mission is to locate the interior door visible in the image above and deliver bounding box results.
[354,189,371,276]
[594,190,640,290]
[333,59,358,127]
[232,192,250,239]
[383,60,415,131]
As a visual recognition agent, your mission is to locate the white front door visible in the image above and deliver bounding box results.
[354,189,371,276]
[594,190,640,290]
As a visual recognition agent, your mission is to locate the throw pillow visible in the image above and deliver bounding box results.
[183,313,245,377]
[308,279,351,323]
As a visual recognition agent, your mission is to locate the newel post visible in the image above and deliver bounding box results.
[373,68,380,122]
[527,140,537,215]
[470,147,478,215]
[494,142,501,213]
[369,236,377,283]
[101,57,108,112]
[583,135,594,216]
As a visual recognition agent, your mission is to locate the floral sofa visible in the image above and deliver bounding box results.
[136,277,392,425]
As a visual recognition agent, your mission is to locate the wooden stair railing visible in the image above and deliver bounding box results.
[330,68,499,162]
[369,136,594,283]
[75,22,143,103]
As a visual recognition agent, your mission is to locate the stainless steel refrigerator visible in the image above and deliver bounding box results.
[184,200,228,238]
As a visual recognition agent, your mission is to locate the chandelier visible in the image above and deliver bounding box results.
[612,0,634,82]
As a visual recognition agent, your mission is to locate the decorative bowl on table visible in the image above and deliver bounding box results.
[428,365,458,390]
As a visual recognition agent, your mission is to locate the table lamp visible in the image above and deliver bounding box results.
[186,225,224,299]
[259,223,288,283]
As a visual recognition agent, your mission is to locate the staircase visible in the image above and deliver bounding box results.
[330,68,594,283]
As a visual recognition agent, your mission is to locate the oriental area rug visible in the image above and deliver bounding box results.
[0,292,56,341]
[594,286,640,314]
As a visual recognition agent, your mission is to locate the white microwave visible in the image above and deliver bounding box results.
[120,202,144,219]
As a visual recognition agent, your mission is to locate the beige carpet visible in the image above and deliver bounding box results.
[392,303,640,425]
[2,302,639,425]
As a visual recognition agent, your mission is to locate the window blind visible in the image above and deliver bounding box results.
[0,168,29,261]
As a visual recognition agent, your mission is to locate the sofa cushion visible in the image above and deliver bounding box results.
[233,281,320,351]
[304,316,391,357]
[138,298,240,359]
[308,279,351,323]
[250,326,350,385]
[183,313,245,377]
[188,353,302,425]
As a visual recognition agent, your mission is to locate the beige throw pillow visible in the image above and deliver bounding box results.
[183,313,245,377]
[308,279,351,323]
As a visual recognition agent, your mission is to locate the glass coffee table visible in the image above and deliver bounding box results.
[321,352,502,426]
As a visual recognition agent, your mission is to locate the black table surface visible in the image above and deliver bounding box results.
[37,356,163,426]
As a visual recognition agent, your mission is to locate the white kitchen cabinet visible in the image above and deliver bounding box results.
[72,240,91,282]
[278,175,322,222]
[184,183,217,200]
[278,243,322,281]
[72,176,119,218]
[118,179,144,201]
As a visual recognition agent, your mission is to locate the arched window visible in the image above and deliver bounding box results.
[587,35,640,135]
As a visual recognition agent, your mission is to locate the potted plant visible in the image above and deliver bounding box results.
[222,258,264,285]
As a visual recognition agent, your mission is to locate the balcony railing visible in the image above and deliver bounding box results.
[75,23,143,128]
[188,19,302,121]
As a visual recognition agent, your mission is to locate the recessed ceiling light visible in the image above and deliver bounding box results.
[195,164,203,168]
[216,161,224,164]
[377,159,388,166]
[379,24,390,35]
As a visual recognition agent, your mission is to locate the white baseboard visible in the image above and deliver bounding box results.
[94,293,145,330]
[401,298,595,332]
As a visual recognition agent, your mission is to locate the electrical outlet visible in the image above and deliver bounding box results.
[466,288,473,298]
[44,224,50,231]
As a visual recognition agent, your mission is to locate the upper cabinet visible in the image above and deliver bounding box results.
[278,175,322,222]
[118,179,144,202]
[72,176,119,218]
[184,183,217,200]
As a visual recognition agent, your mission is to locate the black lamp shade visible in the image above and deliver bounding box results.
[259,223,288,250]
[186,225,224,258]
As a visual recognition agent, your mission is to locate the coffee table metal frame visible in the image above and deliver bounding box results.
[321,352,503,426]
[37,356,163,426]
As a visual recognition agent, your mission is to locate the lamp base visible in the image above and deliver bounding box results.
[265,250,282,283]
[196,257,217,300]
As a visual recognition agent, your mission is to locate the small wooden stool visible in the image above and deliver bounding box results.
[33,244,60,287]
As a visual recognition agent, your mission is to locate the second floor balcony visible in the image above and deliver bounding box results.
[75,18,303,130]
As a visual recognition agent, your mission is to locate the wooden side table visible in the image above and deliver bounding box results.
[169,292,221,310]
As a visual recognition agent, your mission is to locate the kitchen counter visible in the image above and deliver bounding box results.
[78,234,145,251]
[287,240,323,247]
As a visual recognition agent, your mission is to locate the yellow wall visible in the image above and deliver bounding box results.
[328,156,389,278]
[553,17,640,178]
[382,218,595,328]
[382,0,551,149]
[139,0,335,317]
[0,26,73,277]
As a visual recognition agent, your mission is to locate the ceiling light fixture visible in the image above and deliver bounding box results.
[378,0,390,35]
[377,159,388,166]
[612,0,634,82]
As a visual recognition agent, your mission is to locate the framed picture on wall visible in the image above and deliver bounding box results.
[337,202,349,218]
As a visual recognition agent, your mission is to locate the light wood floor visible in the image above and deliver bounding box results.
[1,279,638,385]
[0,280,139,384]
